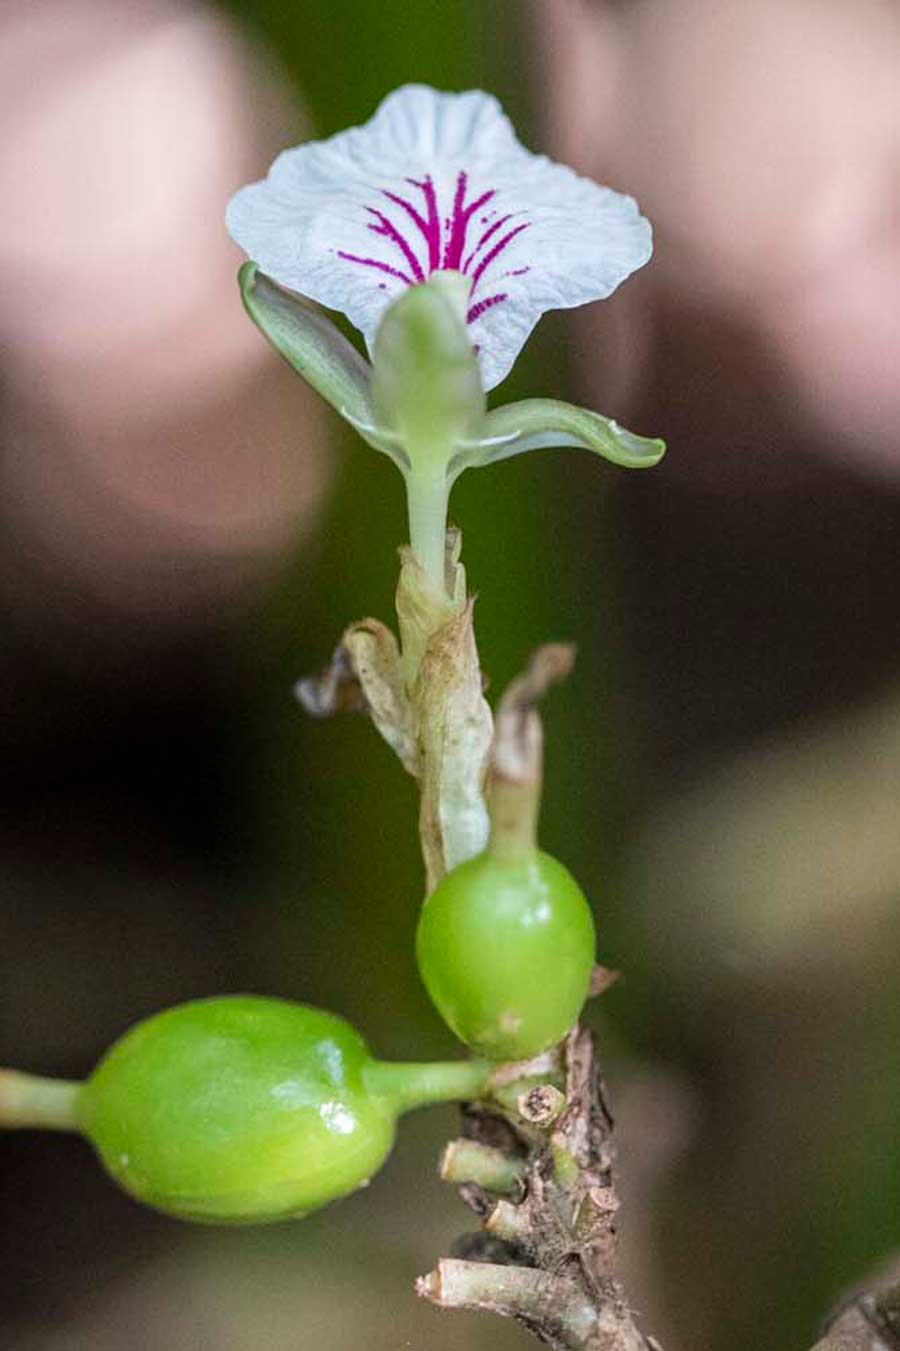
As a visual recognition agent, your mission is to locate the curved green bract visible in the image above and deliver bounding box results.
[79,996,396,1224]
[238,264,409,465]
[451,397,666,476]
[416,850,596,1061]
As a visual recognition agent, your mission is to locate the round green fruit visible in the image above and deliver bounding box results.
[77,996,486,1224]
[416,849,595,1061]
[78,997,394,1223]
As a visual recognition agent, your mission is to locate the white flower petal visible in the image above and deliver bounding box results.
[227,85,652,391]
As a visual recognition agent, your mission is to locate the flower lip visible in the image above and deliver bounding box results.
[227,84,652,391]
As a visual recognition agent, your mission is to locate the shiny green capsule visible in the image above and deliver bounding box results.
[3,996,488,1224]
[416,850,595,1062]
[79,997,392,1223]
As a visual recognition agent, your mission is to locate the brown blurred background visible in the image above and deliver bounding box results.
[1,2,898,1348]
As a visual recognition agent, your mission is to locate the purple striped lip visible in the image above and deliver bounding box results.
[336,170,531,328]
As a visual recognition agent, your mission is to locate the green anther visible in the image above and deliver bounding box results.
[371,270,485,470]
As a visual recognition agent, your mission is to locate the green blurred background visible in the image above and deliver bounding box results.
[1,2,898,1348]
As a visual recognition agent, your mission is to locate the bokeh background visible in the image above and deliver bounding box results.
[1,2,898,1348]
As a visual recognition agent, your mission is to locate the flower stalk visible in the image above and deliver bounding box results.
[405,469,452,594]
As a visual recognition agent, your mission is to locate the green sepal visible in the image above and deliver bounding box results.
[449,397,666,479]
[237,263,406,469]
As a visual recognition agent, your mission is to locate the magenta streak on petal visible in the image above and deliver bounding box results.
[462,213,513,274]
[469,222,531,297]
[467,293,508,324]
[506,267,531,277]
[365,207,425,282]
[399,176,441,272]
[380,190,431,258]
[442,172,497,271]
[336,251,413,285]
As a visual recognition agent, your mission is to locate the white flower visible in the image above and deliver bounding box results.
[227,84,652,391]
[229,89,663,595]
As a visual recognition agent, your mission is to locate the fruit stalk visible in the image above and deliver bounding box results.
[0,1070,81,1132]
[364,1058,489,1113]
